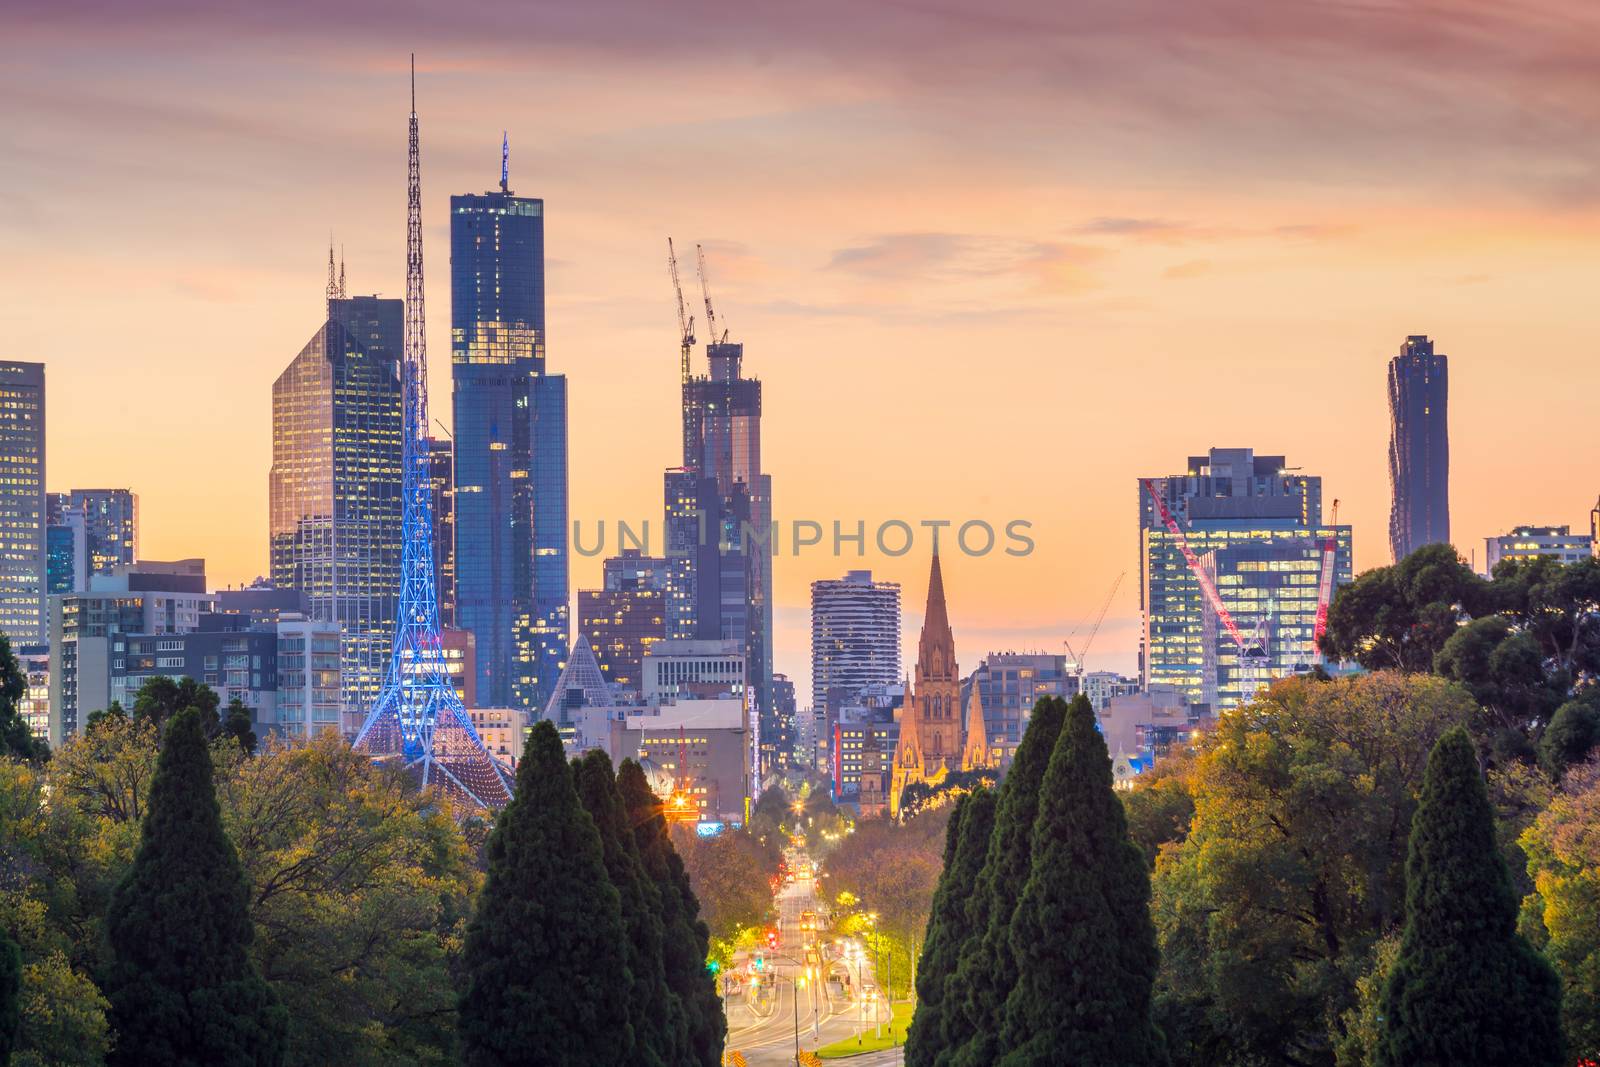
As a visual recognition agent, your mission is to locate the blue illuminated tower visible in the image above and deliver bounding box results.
[354,60,512,810]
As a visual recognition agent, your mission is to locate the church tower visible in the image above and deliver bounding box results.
[890,548,973,816]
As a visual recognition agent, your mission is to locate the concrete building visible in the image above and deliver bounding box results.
[1388,335,1450,561]
[1099,687,1213,786]
[1082,670,1140,711]
[0,361,46,647]
[1484,525,1592,573]
[1140,447,1352,710]
[810,570,901,718]
[468,707,525,769]
[47,559,215,745]
[578,550,668,691]
[273,612,344,739]
[963,651,1078,756]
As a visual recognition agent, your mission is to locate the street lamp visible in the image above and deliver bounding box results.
[793,971,807,1066]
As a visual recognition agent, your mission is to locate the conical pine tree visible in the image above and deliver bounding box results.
[618,758,725,1066]
[906,787,998,1067]
[998,694,1163,1065]
[1375,727,1564,1067]
[1,925,20,1065]
[101,706,286,1067]
[944,696,1067,1067]
[459,721,632,1067]
[574,750,675,1067]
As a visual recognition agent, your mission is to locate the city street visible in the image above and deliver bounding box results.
[724,861,902,1066]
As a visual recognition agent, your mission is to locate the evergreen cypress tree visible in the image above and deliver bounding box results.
[1,924,20,1066]
[944,696,1067,1067]
[618,758,725,1066]
[100,706,286,1067]
[998,694,1163,1065]
[574,750,675,1067]
[906,787,997,1067]
[459,721,633,1067]
[1375,727,1565,1067]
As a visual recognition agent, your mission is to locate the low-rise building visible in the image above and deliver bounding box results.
[1484,525,1593,573]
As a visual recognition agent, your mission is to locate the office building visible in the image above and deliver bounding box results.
[214,581,311,627]
[273,612,345,739]
[1388,334,1450,561]
[1100,688,1213,778]
[963,652,1079,756]
[425,437,456,626]
[667,337,775,771]
[1081,670,1140,711]
[48,489,138,576]
[110,614,279,730]
[17,644,48,741]
[46,512,87,594]
[578,550,667,690]
[270,289,404,719]
[810,570,901,718]
[1484,525,1593,573]
[47,559,216,745]
[1139,447,1352,710]
[0,361,46,646]
[772,672,797,759]
[450,166,568,711]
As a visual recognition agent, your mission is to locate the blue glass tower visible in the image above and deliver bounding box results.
[450,147,568,712]
[355,63,512,810]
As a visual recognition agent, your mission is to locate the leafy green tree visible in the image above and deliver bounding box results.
[1375,727,1563,1067]
[1,925,20,1065]
[1538,696,1600,780]
[221,697,258,756]
[100,707,286,1067]
[1320,544,1484,672]
[1150,672,1478,1066]
[131,676,219,730]
[906,788,995,1067]
[458,721,631,1067]
[618,758,722,1066]
[1000,695,1163,1065]
[670,821,779,948]
[574,750,673,1067]
[0,634,46,763]
[945,696,1067,1067]
[1519,758,1600,1060]
[1434,615,1563,753]
[1120,755,1196,868]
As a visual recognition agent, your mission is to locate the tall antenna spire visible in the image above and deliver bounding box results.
[338,245,346,299]
[500,131,509,193]
[325,237,338,305]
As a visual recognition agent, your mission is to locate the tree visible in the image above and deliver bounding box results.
[221,697,258,756]
[1375,727,1563,1067]
[1319,544,1484,672]
[574,750,674,1067]
[0,634,46,763]
[1538,695,1600,780]
[1519,758,1600,1060]
[1434,615,1563,752]
[945,696,1067,1067]
[618,758,723,1066]
[131,676,219,730]
[100,706,286,1067]
[906,788,995,1067]
[1000,695,1163,1065]
[1150,672,1480,1066]
[458,721,631,1067]
[670,822,779,947]
[1,925,20,1066]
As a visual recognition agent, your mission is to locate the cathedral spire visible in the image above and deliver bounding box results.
[917,547,955,681]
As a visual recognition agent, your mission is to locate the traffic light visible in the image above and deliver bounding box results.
[707,959,721,975]
[766,928,779,950]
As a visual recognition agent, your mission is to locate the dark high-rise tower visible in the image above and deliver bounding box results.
[354,60,511,810]
[450,138,568,711]
[1388,334,1450,561]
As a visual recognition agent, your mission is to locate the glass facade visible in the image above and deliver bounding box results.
[810,570,900,716]
[578,552,668,690]
[425,437,455,626]
[48,489,137,575]
[0,361,46,646]
[269,296,404,723]
[1388,335,1449,562]
[450,188,568,711]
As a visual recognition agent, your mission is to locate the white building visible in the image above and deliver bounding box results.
[1484,525,1593,573]
[810,570,901,715]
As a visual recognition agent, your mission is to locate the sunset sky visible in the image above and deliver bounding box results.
[5,0,1600,697]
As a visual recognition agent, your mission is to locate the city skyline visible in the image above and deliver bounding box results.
[8,6,1600,702]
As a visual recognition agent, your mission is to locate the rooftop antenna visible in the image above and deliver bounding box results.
[500,131,509,193]
[325,237,338,305]
[338,244,347,299]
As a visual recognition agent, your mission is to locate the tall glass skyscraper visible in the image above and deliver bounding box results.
[810,570,900,716]
[0,361,46,647]
[47,489,137,576]
[1388,334,1450,561]
[450,171,568,710]
[270,292,404,725]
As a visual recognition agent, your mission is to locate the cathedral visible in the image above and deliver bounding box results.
[889,549,992,817]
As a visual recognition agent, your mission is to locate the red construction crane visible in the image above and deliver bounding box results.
[1141,478,1249,651]
[1312,533,1337,649]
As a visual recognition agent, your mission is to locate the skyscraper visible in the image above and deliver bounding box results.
[450,145,568,711]
[47,489,137,576]
[270,285,404,725]
[667,338,776,770]
[810,570,901,716]
[577,549,667,690]
[1139,447,1352,709]
[0,361,46,647]
[424,437,455,626]
[1388,334,1450,561]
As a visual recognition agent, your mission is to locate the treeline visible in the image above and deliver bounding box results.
[0,658,724,1066]
[904,682,1575,1067]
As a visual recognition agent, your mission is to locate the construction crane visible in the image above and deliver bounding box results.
[667,238,695,384]
[1064,572,1125,678]
[696,243,728,345]
[1141,478,1249,651]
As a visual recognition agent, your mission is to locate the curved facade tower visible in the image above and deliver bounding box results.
[354,61,513,810]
